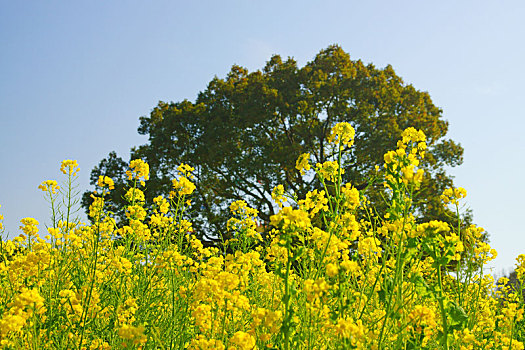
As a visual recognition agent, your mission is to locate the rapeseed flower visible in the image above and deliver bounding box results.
[316,161,343,183]
[38,180,60,194]
[60,159,79,176]
[171,176,196,196]
[1,129,524,349]
[126,159,149,186]
[97,175,115,190]
[328,122,355,149]
[295,153,311,176]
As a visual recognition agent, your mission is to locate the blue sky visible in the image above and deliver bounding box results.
[1,0,523,275]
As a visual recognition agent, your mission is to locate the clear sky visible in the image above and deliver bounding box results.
[1,0,523,275]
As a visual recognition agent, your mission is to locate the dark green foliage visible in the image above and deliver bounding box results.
[83,45,468,241]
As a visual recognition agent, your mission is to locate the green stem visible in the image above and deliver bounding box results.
[437,266,449,350]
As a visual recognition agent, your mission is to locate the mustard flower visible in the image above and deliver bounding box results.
[340,260,360,274]
[328,122,355,149]
[396,127,426,154]
[304,278,330,302]
[270,206,311,230]
[229,331,256,349]
[125,188,146,203]
[153,195,170,214]
[325,263,339,277]
[19,217,39,237]
[408,305,437,344]
[129,219,151,240]
[177,163,195,179]
[60,159,80,176]
[271,184,286,208]
[316,160,343,182]
[475,241,498,263]
[126,159,150,186]
[13,287,46,315]
[38,180,60,194]
[190,335,225,350]
[118,324,147,346]
[335,318,367,347]
[171,176,196,196]
[441,187,467,205]
[516,254,525,280]
[357,236,382,259]
[0,204,4,230]
[341,183,360,210]
[295,153,311,175]
[298,189,328,216]
[126,205,147,221]
[88,195,105,219]
[97,176,115,190]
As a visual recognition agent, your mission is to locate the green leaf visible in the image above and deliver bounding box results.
[447,300,468,330]
[412,273,436,300]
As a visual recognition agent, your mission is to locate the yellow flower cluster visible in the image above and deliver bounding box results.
[315,160,344,183]
[126,159,150,186]
[19,217,39,237]
[125,188,145,203]
[153,195,170,214]
[60,159,79,176]
[298,189,328,217]
[171,176,196,197]
[383,127,426,189]
[97,175,115,190]
[0,288,46,346]
[38,180,60,194]
[295,153,311,176]
[227,200,262,245]
[0,123,522,349]
[441,187,467,205]
[177,163,195,178]
[327,121,355,149]
[270,206,311,230]
[271,184,286,208]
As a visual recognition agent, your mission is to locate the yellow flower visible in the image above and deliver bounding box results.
[271,184,286,208]
[328,122,355,149]
[190,335,225,350]
[177,163,195,179]
[335,318,366,346]
[441,187,467,205]
[153,195,170,214]
[38,180,60,194]
[270,206,311,230]
[19,217,39,237]
[316,160,343,182]
[229,331,256,350]
[325,263,339,277]
[126,205,147,221]
[295,153,311,175]
[125,188,146,203]
[97,176,115,190]
[298,189,328,216]
[341,183,360,210]
[171,176,196,196]
[340,260,360,274]
[89,195,105,219]
[60,159,80,176]
[118,324,147,345]
[126,159,150,186]
[400,127,426,144]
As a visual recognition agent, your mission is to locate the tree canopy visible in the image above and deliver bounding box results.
[83,45,468,242]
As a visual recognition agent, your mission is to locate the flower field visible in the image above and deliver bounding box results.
[1,123,524,349]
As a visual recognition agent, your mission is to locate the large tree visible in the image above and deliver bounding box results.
[83,45,468,242]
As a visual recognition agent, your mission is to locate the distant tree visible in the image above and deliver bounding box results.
[83,45,469,242]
